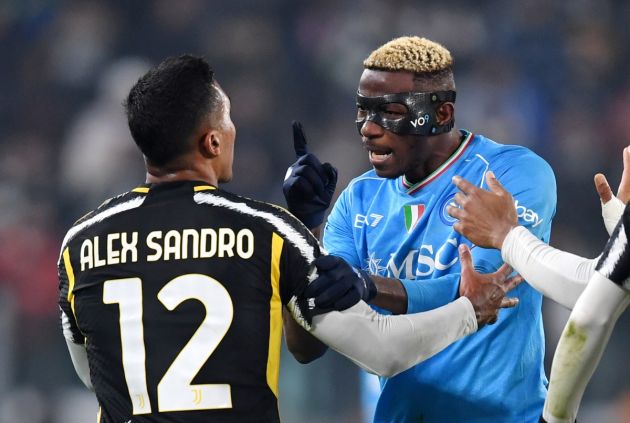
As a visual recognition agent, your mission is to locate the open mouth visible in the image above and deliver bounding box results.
[368,148,393,162]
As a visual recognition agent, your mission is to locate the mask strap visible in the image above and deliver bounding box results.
[429,91,456,135]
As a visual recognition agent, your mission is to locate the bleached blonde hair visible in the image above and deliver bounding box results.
[364,36,453,74]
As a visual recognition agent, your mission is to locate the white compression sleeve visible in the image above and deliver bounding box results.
[65,339,94,391]
[543,272,630,423]
[501,226,596,309]
[602,196,626,236]
[307,297,477,377]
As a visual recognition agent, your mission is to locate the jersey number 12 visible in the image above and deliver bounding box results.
[103,274,234,414]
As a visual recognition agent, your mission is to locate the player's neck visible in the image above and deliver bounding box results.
[145,160,219,187]
[405,128,463,184]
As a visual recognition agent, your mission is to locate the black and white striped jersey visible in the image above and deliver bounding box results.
[596,202,630,288]
[58,180,321,423]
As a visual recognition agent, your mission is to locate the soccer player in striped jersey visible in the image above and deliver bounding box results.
[59,55,520,423]
[283,36,557,422]
[448,148,630,423]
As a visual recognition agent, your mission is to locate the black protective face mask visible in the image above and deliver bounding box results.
[356,90,456,136]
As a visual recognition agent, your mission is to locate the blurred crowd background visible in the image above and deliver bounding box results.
[2,0,630,422]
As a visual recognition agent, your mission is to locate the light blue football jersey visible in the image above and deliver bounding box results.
[323,130,557,423]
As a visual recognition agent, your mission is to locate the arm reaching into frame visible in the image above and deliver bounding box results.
[448,145,630,310]
[542,209,630,423]
[448,171,594,309]
[288,245,522,378]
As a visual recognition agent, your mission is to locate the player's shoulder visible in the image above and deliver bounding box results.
[197,188,318,243]
[75,187,148,225]
[59,186,149,260]
[197,188,301,226]
[473,132,554,176]
[344,169,388,193]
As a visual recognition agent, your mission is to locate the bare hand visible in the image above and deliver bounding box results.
[448,171,518,250]
[594,146,630,204]
[457,244,522,327]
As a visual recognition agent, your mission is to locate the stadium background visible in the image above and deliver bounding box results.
[1,0,630,421]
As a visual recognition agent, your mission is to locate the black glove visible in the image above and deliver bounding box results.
[304,255,377,311]
[283,121,338,229]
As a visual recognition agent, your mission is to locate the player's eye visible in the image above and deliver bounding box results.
[380,103,407,119]
[356,106,368,120]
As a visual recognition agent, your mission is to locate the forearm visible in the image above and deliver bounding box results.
[370,275,408,314]
[307,297,477,377]
[502,226,596,309]
[543,272,630,423]
[283,309,327,363]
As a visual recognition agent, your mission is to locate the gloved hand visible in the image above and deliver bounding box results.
[283,121,338,228]
[304,255,377,311]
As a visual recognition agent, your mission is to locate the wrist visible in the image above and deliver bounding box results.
[455,296,478,333]
[371,276,408,314]
[358,269,377,302]
[495,224,517,250]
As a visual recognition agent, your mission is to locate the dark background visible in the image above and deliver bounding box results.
[1,1,629,421]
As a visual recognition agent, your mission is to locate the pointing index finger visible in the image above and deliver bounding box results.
[292,120,309,157]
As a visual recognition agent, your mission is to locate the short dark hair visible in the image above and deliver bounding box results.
[124,55,222,166]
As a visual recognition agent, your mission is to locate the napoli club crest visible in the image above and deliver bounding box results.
[439,194,459,226]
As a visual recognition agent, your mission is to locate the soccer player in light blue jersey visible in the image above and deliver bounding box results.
[283,36,557,422]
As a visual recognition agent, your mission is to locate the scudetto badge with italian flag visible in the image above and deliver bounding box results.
[404,204,425,232]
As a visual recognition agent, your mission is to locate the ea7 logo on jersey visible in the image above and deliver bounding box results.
[354,213,384,228]
[514,199,544,228]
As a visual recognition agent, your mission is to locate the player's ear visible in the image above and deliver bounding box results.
[436,102,455,126]
[200,130,221,158]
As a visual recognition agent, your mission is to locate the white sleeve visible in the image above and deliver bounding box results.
[601,196,626,235]
[65,339,94,391]
[501,226,596,309]
[543,272,630,423]
[301,297,477,377]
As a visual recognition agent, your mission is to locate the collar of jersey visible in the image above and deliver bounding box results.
[131,180,217,193]
[401,130,474,195]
